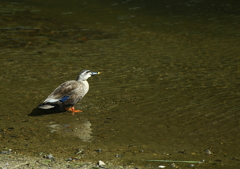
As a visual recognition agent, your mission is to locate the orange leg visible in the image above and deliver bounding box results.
[65,107,82,115]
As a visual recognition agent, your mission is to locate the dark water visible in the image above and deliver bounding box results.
[0,0,240,168]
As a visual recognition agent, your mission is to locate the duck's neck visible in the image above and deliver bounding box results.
[76,78,88,84]
[81,80,89,92]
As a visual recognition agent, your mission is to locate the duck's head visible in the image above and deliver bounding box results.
[76,69,101,81]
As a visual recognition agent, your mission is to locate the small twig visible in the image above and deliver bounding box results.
[13,162,29,168]
[146,160,205,163]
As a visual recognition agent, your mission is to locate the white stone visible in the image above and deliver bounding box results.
[97,160,106,167]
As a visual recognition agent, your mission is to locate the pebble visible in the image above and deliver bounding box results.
[170,163,176,168]
[47,154,54,159]
[43,154,54,159]
[190,164,195,167]
[204,149,212,155]
[97,160,106,167]
[66,158,73,161]
[95,149,102,153]
[115,154,123,157]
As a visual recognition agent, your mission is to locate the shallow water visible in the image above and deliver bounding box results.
[0,0,240,168]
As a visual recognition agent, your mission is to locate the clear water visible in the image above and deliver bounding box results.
[0,0,240,168]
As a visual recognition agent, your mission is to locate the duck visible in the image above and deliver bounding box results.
[38,69,100,115]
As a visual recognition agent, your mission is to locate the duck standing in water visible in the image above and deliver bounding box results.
[38,69,100,115]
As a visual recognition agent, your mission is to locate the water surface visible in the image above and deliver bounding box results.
[0,0,240,168]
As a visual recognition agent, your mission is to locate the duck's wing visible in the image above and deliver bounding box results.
[44,80,79,103]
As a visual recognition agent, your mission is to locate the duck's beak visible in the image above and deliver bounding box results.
[91,72,101,75]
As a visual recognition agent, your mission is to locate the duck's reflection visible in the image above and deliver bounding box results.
[46,120,92,142]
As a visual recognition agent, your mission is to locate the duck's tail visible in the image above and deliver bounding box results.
[38,102,61,109]
[38,96,70,110]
